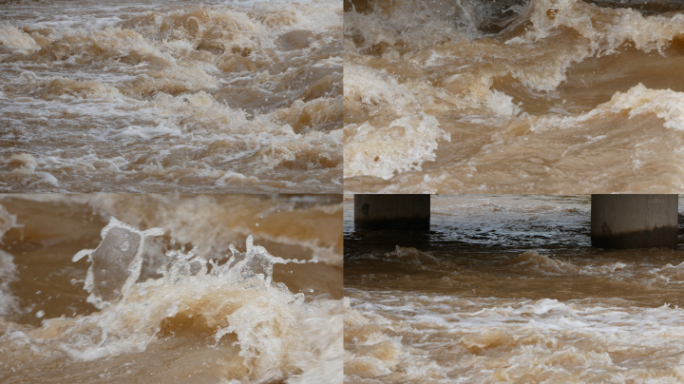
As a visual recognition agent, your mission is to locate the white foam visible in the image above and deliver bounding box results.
[0,0,342,193]
[72,217,165,309]
[0,205,20,318]
[519,0,684,55]
[0,250,19,317]
[0,23,39,51]
[344,114,450,180]
[532,84,684,133]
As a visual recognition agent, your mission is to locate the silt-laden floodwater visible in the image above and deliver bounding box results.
[0,0,342,193]
[344,0,684,193]
[345,195,684,383]
[0,194,343,384]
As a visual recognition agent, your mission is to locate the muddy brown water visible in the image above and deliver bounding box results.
[345,195,684,383]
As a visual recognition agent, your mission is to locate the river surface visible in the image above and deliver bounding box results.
[0,0,342,193]
[344,0,684,193]
[0,194,343,384]
[344,194,684,383]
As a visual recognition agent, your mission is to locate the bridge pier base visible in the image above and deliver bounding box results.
[591,194,678,249]
[354,194,430,230]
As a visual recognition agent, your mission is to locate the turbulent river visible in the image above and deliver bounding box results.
[345,194,684,383]
[344,0,684,193]
[0,194,343,383]
[0,0,342,193]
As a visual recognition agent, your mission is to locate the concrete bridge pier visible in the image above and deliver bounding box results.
[354,194,430,230]
[591,194,678,249]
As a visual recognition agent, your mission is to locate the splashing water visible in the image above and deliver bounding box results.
[344,0,684,193]
[0,0,342,193]
[72,218,165,308]
[1,214,342,384]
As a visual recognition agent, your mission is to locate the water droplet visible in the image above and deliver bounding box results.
[120,240,130,252]
[255,223,259,227]
[36,310,45,319]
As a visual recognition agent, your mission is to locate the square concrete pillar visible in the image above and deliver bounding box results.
[591,194,678,249]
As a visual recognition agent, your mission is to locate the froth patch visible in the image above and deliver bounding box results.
[5,153,37,174]
[604,83,684,131]
[344,114,450,179]
[518,0,684,54]
[271,96,343,133]
[0,24,39,51]
[343,63,418,123]
[530,83,684,132]
[0,250,18,318]
[0,205,20,318]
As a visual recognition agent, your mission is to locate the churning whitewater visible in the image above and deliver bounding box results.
[345,195,684,383]
[0,0,342,193]
[0,194,343,384]
[344,0,684,193]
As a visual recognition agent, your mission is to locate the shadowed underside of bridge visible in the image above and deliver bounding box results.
[353,194,678,249]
